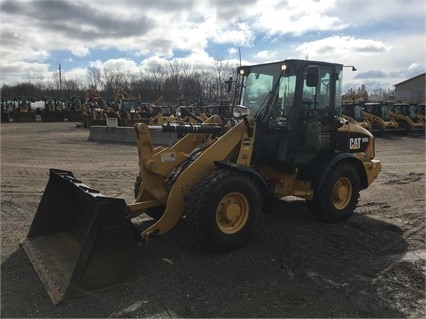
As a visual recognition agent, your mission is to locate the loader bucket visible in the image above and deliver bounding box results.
[20,169,139,305]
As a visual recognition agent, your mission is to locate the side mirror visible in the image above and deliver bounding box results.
[306,66,320,87]
[225,77,233,93]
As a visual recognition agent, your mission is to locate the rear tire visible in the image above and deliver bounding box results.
[185,169,262,252]
[307,162,360,222]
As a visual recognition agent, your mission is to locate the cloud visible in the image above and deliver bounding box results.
[0,61,49,77]
[295,36,390,61]
[354,70,387,79]
[209,23,255,47]
[253,0,348,36]
[1,0,154,41]
[329,0,425,36]
[254,50,278,60]
[102,58,138,73]
[0,0,424,89]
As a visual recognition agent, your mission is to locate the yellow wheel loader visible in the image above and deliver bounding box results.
[12,97,36,122]
[40,97,66,122]
[67,96,85,122]
[361,102,403,134]
[341,103,372,131]
[21,59,382,304]
[389,103,425,135]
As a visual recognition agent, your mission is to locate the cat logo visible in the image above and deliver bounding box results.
[349,137,362,150]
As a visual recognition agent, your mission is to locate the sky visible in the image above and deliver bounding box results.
[0,0,425,94]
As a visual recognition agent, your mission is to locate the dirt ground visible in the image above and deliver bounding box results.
[1,121,425,318]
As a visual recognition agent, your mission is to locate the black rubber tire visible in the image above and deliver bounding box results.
[185,169,262,252]
[307,162,360,222]
[134,174,165,220]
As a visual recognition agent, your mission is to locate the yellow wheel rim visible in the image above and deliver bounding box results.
[216,192,249,234]
[332,177,352,210]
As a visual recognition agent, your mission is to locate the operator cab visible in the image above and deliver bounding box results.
[237,59,343,170]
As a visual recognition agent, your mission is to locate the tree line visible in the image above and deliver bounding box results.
[1,58,239,104]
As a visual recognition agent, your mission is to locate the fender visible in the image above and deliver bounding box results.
[309,152,368,191]
[214,161,272,211]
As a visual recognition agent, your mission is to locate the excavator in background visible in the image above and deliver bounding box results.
[21,59,381,305]
[389,102,425,135]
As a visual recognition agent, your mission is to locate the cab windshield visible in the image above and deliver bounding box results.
[122,100,138,112]
[239,63,296,118]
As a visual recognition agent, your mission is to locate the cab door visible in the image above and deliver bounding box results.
[294,65,336,165]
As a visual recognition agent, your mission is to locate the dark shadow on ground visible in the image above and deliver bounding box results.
[1,199,410,318]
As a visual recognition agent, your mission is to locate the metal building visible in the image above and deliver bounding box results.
[394,73,425,103]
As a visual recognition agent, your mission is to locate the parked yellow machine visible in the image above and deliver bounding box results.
[389,102,425,134]
[12,97,36,122]
[148,105,176,125]
[362,102,401,133]
[341,103,372,130]
[114,89,141,126]
[40,97,66,122]
[67,96,86,122]
[21,59,382,304]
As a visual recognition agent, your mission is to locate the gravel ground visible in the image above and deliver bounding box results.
[1,121,425,318]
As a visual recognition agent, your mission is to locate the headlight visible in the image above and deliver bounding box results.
[237,66,250,76]
[176,107,182,117]
[232,105,250,118]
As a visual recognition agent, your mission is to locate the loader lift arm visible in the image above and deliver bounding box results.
[128,111,257,243]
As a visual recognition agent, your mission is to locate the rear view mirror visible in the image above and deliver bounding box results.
[225,77,233,93]
[306,66,320,87]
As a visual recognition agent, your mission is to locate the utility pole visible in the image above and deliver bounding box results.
[58,64,62,99]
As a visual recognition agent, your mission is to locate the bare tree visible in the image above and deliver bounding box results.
[103,68,128,98]
[144,61,167,100]
[163,60,184,100]
[1,59,241,104]
[52,72,61,92]
[62,78,82,92]
[180,61,193,79]
[26,73,45,91]
[211,58,233,100]
[87,66,103,91]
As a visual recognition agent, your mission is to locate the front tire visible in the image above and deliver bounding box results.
[307,162,360,222]
[185,169,262,252]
